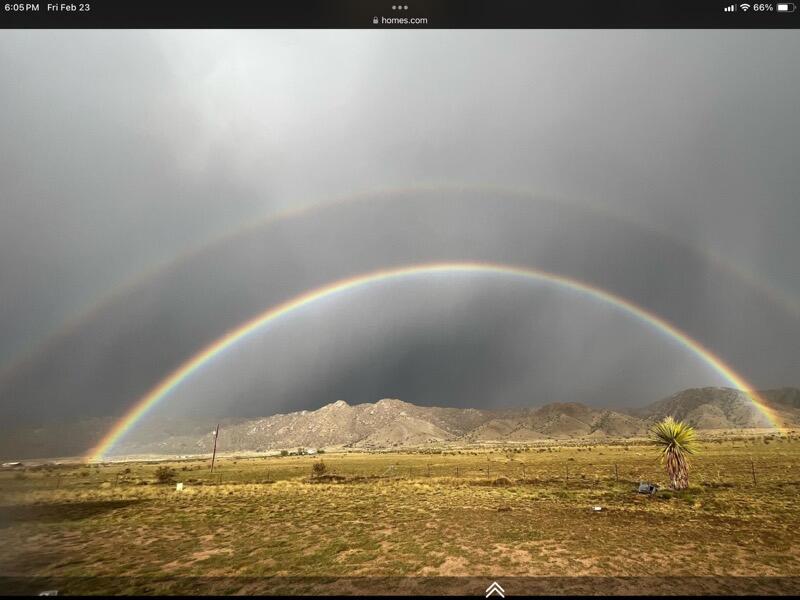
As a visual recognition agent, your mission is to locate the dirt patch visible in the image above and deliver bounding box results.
[419,555,471,576]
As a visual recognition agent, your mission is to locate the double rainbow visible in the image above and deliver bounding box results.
[87,261,779,461]
[5,182,797,396]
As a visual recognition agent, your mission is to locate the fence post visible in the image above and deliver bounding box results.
[614,464,619,482]
[750,459,757,486]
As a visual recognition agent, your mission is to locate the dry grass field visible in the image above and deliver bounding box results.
[2,434,800,595]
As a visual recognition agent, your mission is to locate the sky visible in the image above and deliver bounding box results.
[0,30,798,431]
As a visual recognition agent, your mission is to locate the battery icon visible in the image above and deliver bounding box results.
[777,2,795,11]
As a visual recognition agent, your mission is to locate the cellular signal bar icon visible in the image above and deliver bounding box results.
[723,4,736,11]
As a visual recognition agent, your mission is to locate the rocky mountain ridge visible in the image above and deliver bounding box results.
[105,386,800,457]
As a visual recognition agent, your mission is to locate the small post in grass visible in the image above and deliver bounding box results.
[750,459,757,486]
[614,463,619,482]
[210,424,220,474]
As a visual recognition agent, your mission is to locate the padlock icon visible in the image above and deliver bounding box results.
[373,16,379,24]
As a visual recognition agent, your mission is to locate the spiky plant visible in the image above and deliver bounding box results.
[650,416,698,490]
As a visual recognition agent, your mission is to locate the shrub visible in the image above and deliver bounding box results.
[154,466,177,484]
[311,460,327,477]
[491,476,512,487]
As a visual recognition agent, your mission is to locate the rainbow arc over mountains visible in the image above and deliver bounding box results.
[87,261,780,461]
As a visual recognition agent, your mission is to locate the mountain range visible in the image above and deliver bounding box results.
[104,386,800,457]
[3,387,798,460]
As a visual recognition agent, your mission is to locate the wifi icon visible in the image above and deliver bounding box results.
[740,3,751,10]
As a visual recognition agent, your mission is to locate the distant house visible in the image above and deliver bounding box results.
[289,447,317,456]
[2,462,23,468]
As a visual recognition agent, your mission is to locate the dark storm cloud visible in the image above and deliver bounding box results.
[0,31,798,437]
[147,274,726,420]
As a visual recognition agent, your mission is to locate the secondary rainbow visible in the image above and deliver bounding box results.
[87,261,780,461]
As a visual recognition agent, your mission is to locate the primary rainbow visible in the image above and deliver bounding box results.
[87,261,780,461]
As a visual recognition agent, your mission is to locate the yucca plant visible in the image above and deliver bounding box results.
[650,416,698,490]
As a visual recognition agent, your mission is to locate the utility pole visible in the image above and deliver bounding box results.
[210,424,220,473]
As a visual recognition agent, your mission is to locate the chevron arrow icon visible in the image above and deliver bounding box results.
[485,581,505,598]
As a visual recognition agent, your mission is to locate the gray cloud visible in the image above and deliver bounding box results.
[0,31,798,435]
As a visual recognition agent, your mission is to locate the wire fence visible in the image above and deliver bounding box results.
[5,438,797,492]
